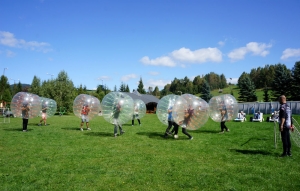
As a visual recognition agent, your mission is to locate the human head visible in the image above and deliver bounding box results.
[278,95,286,104]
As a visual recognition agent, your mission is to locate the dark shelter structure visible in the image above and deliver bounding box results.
[123,90,159,113]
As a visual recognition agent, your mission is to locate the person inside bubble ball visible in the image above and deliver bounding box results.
[220,107,229,133]
[21,102,30,132]
[113,101,125,137]
[164,106,175,138]
[80,103,91,131]
[38,102,48,126]
[177,105,193,140]
[132,103,141,126]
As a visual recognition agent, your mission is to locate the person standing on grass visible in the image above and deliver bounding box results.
[132,103,141,126]
[220,107,229,133]
[113,101,125,137]
[80,104,91,131]
[278,95,294,157]
[38,103,48,126]
[21,102,30,132]
[177,106,193,140]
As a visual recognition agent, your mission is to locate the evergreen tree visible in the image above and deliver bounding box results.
[238,75,257,102]
[291,61,300,101]
[125,85,130,92]
[263,83,270,102]
[271,63,292,99]
[119,82,126,92]
[137,77,146,94]
[29,75,41,95]
[201,80,212,102]
[153,86,160,97]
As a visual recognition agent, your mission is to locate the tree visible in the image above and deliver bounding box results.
[52,71,76,113]
[291,61,300,101]
[137,77,146,94]
[0,75,10,102]
[125,85,130,92]
[192,75,204,94]
[148,86,153,95]
[263,83,270,102]
[29,75,41,95]
[238,75,257,102]
[271,63,292,99]
[201,80,212,102]
[152,86,160,97]
[119,82,126,92]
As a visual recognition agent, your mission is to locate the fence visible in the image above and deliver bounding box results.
[238,101,300,115]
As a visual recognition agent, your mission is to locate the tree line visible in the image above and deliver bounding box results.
[1,61,299,112]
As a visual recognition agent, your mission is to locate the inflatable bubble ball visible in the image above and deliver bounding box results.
[101,92,134,125]
[11,92,41,118]
[73,94,101,120]
[208,94,239,122]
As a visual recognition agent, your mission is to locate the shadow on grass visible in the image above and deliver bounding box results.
[3,128,32,132]
[84,132,113,137]
[136,131,186,141]
[195,129,217,134]
[241,138,270,146]
[61,127,80,131]
[232,149,272,155]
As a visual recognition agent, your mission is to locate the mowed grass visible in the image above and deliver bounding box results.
[1,114,300,191]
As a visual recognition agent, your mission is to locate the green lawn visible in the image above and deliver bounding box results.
[210,85,267,102]
[1,114,300,190]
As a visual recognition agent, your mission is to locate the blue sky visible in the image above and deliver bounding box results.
[1,0,300,91]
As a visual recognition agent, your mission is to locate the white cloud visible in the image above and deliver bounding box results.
[228,42,272,61]
[121,74,138,81]
[171,47,222,63]
[281,48,300,60]
[97,76,111,81]
[6,50,16,57]
[140,47,222,67]
[144,79,171,89]
[0,31,52,52]
[140,56,176,67]
[148,71,159,76]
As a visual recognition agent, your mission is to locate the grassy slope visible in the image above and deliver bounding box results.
[1,114,300,190]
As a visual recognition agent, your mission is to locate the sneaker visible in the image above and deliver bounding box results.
[120,131,125,135]
[167,132,173,135]
[287,153,292,157]
[219,131,224,134]
[189,137,193,140]
[44,124,47,126]
[38,123,41,126]
[139,124,141,126]
[23,130,27,132]
[87,128,91,130]
[80,128,83,131]
[132,125,133,126]
[226,129,230,132]
[114,134,117,137]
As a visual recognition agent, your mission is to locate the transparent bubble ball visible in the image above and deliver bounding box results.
[73,94,101,120]
[172,94,209,130]
[208,94,239,122]
[101,92,134,125]
[40,97,57,118]
[10,92,41,118]
[132,99,146,120]
[156,94,180,125]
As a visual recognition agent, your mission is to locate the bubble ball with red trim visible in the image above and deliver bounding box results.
[73,94,101,120]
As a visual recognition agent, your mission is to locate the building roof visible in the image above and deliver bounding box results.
[123,90,160,104]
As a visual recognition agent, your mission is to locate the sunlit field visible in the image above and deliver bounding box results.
[1,114,300,190]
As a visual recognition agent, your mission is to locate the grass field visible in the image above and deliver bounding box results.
[1,114,300,191]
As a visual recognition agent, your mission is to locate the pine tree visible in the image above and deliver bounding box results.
[201,80,212,102]
[238,75,257,102]
[271,63,292,99]
[291,61,300,101]
[125,85,130,92]
[137,77,146,94]
[263,83,270,102]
